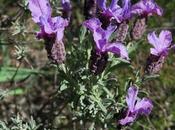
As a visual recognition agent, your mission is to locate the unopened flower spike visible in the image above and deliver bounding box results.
[115,0,132,42]
[28,0,68,64]
[131,0,163,40]
[119,86,153,125]
[145,30,172,74]
[83,18,129,75]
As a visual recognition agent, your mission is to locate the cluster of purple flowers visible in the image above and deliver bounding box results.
[83,0,173,76]
[82,0,172,126]
[28,0,174,127]
[82,0,165,75]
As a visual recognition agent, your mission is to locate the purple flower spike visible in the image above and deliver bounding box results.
[28,0,68,39]
[131,0,163,17]
[28,0,69,64]
[147,30,172,56]
[83,18,129,60]
[119,86,153,125]
[97,0,131,23]
[145,30,172,74]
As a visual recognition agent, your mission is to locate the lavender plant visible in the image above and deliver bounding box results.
[0,0,175,130]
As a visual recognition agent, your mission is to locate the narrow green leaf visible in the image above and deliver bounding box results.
[0,67,40,82]
[79,26,87,44]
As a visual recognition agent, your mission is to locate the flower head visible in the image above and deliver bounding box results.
[97,0,132,23]
[28,0,68,39]
[28,0,68,64]
[145,30,172,74]
[119,86,153,125]
[83,18,129,59]
[147,30,172,56]
[131,0,163,17]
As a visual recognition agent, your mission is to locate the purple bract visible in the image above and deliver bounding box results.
[119,86,153,125]
[28,0,68,40]
[97,0,131,23]
[147,30,172,56]
[83,18,129,60]
[131,0,163,17]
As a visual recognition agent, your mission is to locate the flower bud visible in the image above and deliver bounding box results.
[115,21,129,42]
[145,54,166,75]
[45,37,66,64]
[131,17,147,40]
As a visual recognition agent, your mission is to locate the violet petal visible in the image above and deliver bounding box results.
[104,42,129,59]
[28,0,51,23]
[135,98,153,115]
